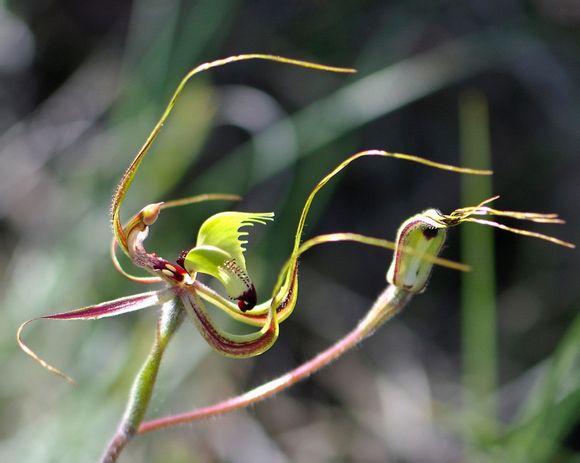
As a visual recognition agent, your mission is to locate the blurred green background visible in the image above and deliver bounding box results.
[0,1,578,462]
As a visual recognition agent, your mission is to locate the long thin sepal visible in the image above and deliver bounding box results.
[440,196,575,249]
[111,238,163,284]
[297,232,469,272]
[111,55,355,254]
[464,218,575,248]
[267,149,490,322]
[292,149,491,259]
[17,288,177,384]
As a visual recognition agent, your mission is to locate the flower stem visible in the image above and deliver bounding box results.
[138,284,413,434]
[101,299,183,463]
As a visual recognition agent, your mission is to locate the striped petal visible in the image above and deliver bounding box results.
[18,287,177,384]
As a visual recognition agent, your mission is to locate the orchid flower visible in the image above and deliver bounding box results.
[386,196,574,294]
[18,147,485,383]
[136,199,574,436]
[18,54,358,383]
[15,54,574,463]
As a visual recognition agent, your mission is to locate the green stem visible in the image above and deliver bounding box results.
[138,284,413,433]
[101,299,184,463]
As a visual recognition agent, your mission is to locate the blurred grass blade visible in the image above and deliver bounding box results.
[459,90,498,450]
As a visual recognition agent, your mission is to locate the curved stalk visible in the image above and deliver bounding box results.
[138,284,412,434]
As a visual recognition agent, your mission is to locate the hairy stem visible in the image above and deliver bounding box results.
[101,299,183,463]
[138,284,412,433]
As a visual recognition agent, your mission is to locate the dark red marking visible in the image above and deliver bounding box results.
[152,260,167,271]
[150,257,189,283]
[422,227,439,240]
[176,249,188,268]
[237,284,257,312]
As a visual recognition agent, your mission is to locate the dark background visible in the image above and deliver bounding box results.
[0,1,578,461]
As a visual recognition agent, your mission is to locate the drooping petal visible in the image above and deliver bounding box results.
[180,289,278,358]
[18,288,177,384]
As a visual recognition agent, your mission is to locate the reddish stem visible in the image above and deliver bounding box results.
[138,284,412,434]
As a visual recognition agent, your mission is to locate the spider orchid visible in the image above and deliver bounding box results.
[17,148,486,384]
[16,54,357,383]
[17,148,492,463]
[17,54,491,385]
[15,54,574,462]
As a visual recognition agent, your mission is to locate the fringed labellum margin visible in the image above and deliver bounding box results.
[184,212,275,312]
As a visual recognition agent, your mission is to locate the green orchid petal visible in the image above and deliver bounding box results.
[195,211,274,268]
[184,211,274,311]
[183,245,230,280]
[185,244,253,308]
